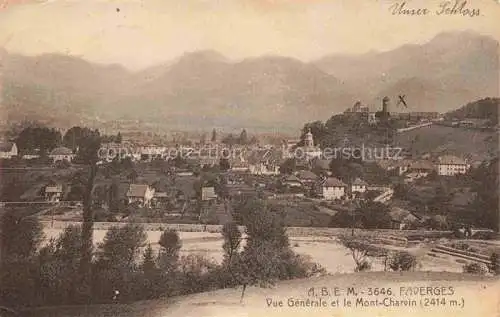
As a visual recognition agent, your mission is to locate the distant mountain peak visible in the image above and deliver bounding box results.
[176,50,228,63]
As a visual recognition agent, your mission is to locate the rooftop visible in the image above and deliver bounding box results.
[437,155,467,165]
[127,184,152,197]
[201,186,217,200]
[296,170,318,181]
[321,177,346,188]
[351,178,368,186]
[50,146,74,156]
[45,185,63,193]
[0,142,16,152]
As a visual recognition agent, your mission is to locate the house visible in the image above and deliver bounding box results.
[230,161,250,173]
[296,170,318,186]
[282,174,303,188]
[22,151,40,160]
[140,145,167,161]
[201,186,218,201]
[375,159,411,176]
[282,139,301,158]
[366,184,391,192]
[436,155,469,176]
[126,184,155,207]
[367,112,378,125]
[350,178,368,194]
[152,192,169,207]
[49,147,75,163]
[248,149,282,175]
[249,162,280,175]
[408,160,435,175]
[175,170,194,177]
[0,142,18,159]
[44,184,64,202]
[316,177,347,200]
[227,183,257,198]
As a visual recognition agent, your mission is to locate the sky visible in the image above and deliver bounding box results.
[0,0,499,70]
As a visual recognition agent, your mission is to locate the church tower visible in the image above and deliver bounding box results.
[305,129,314,147]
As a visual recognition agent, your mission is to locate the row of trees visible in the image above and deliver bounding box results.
[11,124,120,157]
[0,199,325,308]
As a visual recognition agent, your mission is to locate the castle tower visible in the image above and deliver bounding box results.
[382,96,390,114]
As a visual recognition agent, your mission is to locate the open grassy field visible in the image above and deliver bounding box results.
[393,125,498,162]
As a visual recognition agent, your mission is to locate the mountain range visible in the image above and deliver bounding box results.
[0,30,498,131]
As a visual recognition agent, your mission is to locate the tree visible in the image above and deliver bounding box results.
[108,181,121,213]
[329,158,363,183]
[127,169,138,183]
[141,244,157,275]
[387,251,418,271]
[96,223,146,269]
[16,126,62,156]
[338,236,372,272]
[0,211,44,262]
[92,224,147,302]
[219,157,230,171]
[239,129,248,145]
[357,201,392,229]
[488,253,500,275]
[279,158,296,175]
[228,199,294,302]
[211,128,217,143]
[37,225,83,305]
[222,222,242,267]
[199,133,207,145]
[76,129,102,303]
[0,211,44,307]
[158,229,182,273]
[393,183,410,200]
[116,132,122,144]
[63,126,99,153]
[0,177,27,202]
[222,133,237,146]
[139,243,164,299]
[299,121,327,148]
[463,262,489,275]
[470,158,499,231]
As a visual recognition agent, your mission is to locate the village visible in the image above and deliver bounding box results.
[0,98,497,236]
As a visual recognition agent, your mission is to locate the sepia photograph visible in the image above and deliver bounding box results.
[0,0,499,316]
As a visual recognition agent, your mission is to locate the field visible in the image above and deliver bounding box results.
[42,225,466,274]
[393,125,498,162]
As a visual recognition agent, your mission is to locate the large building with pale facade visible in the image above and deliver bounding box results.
[436,155,470,176]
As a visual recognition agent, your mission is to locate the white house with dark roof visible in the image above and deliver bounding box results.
[437,155,470,176]
[201,186,218,201]
[126,184,155,207]
[316,177,347,200]
[0,142,18,159]
[350,178,368,193]
[44,184,64,202]
[49,146,75,163]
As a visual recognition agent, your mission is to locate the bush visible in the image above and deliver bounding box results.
[355,260,371,272]
[388,252,418,271]
[488,253,500,275]
[463,262,489,275]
